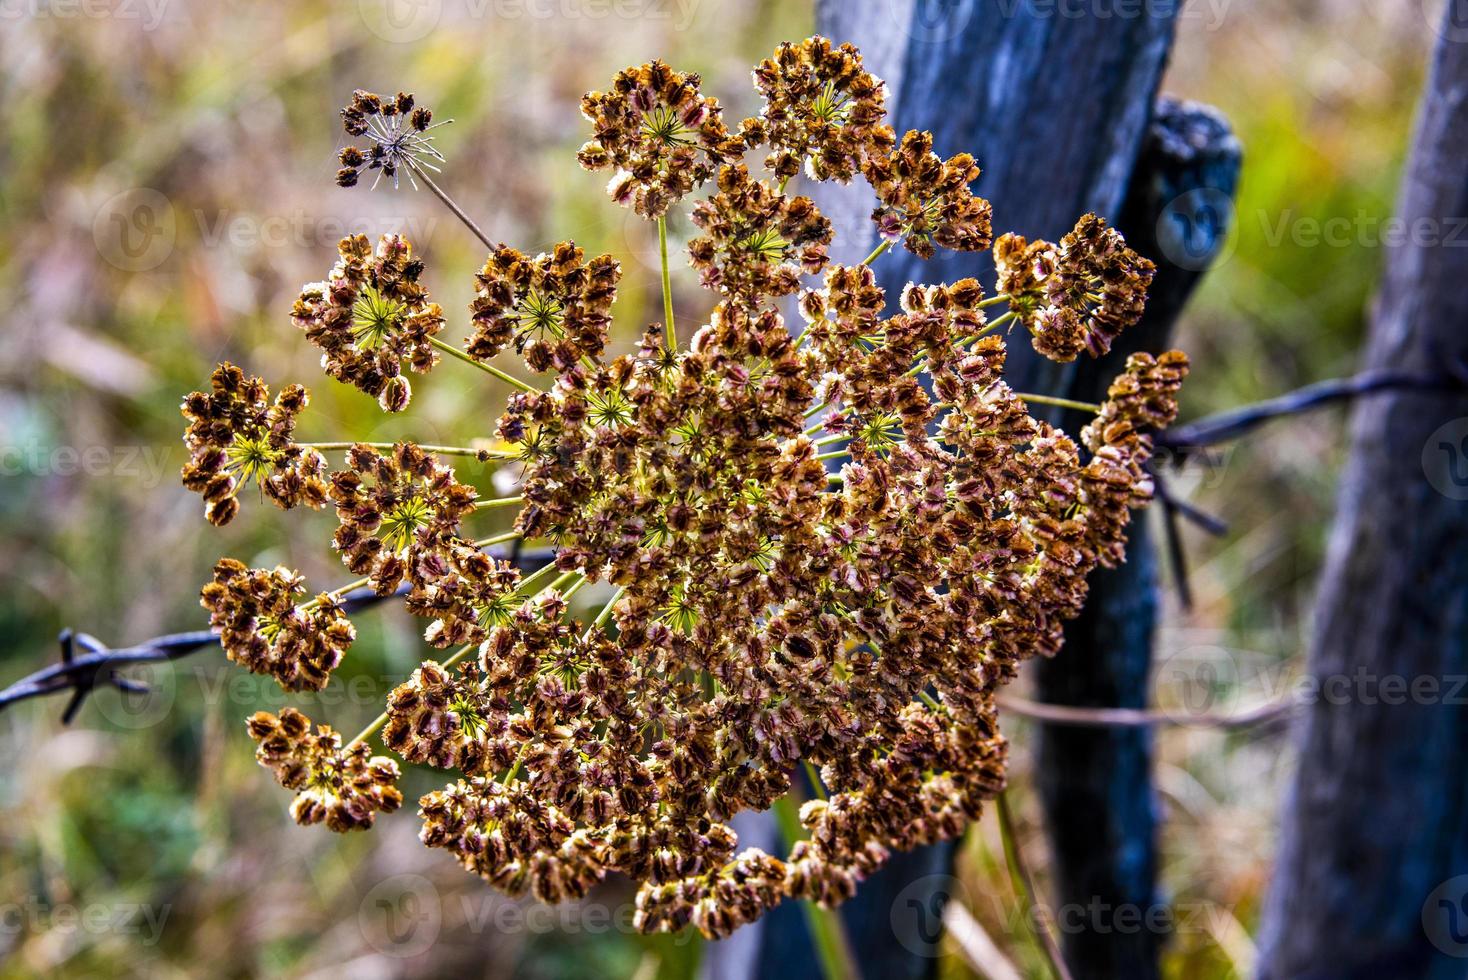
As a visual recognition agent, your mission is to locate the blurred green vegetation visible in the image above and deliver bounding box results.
[0,1,1438,976]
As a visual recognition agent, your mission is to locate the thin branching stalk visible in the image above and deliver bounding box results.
[429,337,541,395]
[408,160,495,251]
[997,793,1075,980]
[658,216,677,350]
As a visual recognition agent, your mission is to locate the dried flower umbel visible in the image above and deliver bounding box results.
[188,36,1185,941]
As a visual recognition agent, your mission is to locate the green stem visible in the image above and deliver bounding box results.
[976,293,1012,309]
[772,794,860,980]
[474,495,524,511]
[860,239,892,266]
[1015,393,1102,414]
[997,792,1075,980]
[801,759,828,801]
[984,309,1018,332]
[430,337,541,395]
[813,449,848,463]
[584,585,626,640]
[515,560,563,597]
[658,216,677,351]
[303,442,513,459]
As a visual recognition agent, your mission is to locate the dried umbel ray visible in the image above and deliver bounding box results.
[184,36,1186,938]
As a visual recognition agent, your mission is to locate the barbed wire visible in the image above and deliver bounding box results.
[0,545,555,722]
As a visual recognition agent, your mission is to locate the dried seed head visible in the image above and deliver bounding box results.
[202,559,354,691]
[247,707,402,831]
[577,62,745,218]
[290,234,444,411]
[180,363,327,526]
[468,242,622,373]
[747,36,894,184]
[337,89,451,191]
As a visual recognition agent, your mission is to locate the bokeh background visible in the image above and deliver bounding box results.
[0,0,1440,976]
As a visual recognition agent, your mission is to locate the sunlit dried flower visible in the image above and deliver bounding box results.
[578,61,744,218]
[200,37,1183,943]
[864,130,992,258]
[248,707,402,831]
[291,234,444,411]
[384,660,498,773]
[995,214,1156,362]
[329,443,479,593]
[337,90,450,190]
[180,363,328,526]
[1082,350,1190,453]
[467,242,622,372]
[746,36,893,183]
[688,164,831,301]
[407,538,523,647]
[201,559,354,692]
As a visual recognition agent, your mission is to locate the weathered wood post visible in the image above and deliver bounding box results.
[1258,15,1468,979]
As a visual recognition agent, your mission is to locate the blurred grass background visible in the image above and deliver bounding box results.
[0,0,1437,976]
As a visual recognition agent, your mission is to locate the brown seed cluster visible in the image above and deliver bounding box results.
[247,707,403,831]
[865,130,993,258]
[689,164,832,301]
[290,234,444,412]
[467,242,622,373]
[188,35,1190,940]
[180,363,327,526]
[329,442,479,594]
[995,214,1156,362]
[744,36,893,183]
[577,61,745,218]
[201,559,355,692]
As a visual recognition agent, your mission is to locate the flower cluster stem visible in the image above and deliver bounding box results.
[658,216,677,351]
[860,239,892,266]
[430,337,541,395]
[303,442,513,460]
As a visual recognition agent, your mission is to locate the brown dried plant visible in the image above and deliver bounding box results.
[185,36,1184,939]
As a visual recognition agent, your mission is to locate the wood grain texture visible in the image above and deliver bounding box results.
[1257,20,1468,980]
